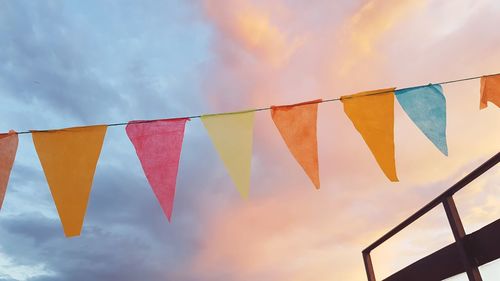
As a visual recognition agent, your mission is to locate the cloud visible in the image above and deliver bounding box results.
[0,1,121,125]
[203,0,302,67]
[0,144,221,281]
[0,1,214,280]
[192,0,500,280]
[1,0,499,281]
[335,0,427,75]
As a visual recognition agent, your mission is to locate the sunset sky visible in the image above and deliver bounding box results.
[0,1,499,280]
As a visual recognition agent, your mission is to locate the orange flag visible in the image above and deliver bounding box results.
[271,100,321,189]
[32,125,107,237]
[480,74,500,109]
[341,89,398,182]
[0,130,18,211]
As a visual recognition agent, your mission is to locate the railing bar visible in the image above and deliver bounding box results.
[443,196,483,281]
[363,152,499,254]
[363,252,376,281]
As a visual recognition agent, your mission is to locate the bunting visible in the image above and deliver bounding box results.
[341,89,398,182]
[0,131,18,210]
[126,118,189,221]
[0,72,498,238]
[480,74,500,109]
[271,100,321,189]
[32,125,107,237]
[396,84,448,156]
[201,111,255,198]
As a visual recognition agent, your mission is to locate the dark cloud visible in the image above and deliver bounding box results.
[0,1,217,280]
[0,0,210,128]
[0,148,220,280]
[0,1,118,124]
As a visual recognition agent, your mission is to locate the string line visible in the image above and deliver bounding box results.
[13,72,499,135]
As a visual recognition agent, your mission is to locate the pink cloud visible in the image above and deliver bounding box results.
[189,0,500,279]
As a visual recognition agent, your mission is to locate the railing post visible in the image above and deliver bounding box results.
[363,251,376,281]
[443,196,482,281]
[363,153,499,280]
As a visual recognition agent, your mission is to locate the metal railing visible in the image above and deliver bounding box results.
[362,152,500,281]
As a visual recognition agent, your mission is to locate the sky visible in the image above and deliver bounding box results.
[0,0,499,280]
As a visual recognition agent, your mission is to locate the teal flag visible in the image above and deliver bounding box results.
[396,84,448,156]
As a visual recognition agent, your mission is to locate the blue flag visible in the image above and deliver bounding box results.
[396,84,448,156]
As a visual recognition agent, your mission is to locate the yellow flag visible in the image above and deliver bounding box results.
[201,111,255,198]
[32,125,107,237]
[341,88,398,182]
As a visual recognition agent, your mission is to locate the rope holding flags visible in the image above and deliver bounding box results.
[0,73,498,237]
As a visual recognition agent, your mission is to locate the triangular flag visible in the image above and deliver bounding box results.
[271,100,321,189]
[201,111,255,198]
[0,130,18,211]
[126,118,188,221]
[396,84,448,156]
[480,74,500,109]
[32,125,107,237]
[341,88,398,182]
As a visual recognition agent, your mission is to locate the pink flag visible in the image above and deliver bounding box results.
[0,130,18,211]
[126,118,189,221]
